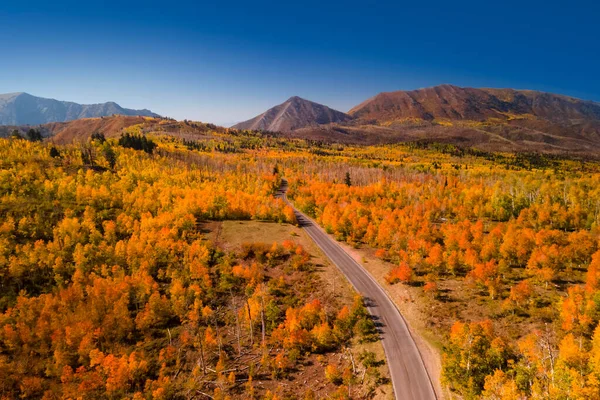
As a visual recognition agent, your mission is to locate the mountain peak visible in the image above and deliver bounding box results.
[286,96,313,104]
[233,97,351,132]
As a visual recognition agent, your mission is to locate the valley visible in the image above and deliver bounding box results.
[2,121,600,399]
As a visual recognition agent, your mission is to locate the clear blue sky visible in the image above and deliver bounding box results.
[1,0,598,125]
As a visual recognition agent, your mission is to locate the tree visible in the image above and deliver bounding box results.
[443,320,511,397]
[423,281,438,299]
[425,244,444,272]
[91,132,107,143]
[103,145,117,169]
[27,129,43,142]
[10,129,23,140]
[385,262,412,284]
[80,143,95,166]
[49,146,61,158]
[118,133,156,154]
[468,260,500,299]
[482,370,521,399]
[508,280,532,309]
[325,364,342,385]
[344,172,352,187]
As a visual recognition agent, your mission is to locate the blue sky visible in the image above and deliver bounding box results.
[1,0,598,125]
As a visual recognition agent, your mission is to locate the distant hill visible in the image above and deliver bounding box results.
[0,115,232,145]
[46,116,228,144]
[348,84,600,123]
[0,92,160,125]
[0,115,155,143]
[232,96,351,131]
[47,116,158,144]
[250,85,600,154]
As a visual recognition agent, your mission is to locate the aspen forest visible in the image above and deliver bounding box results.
[0,135,387,399]
[3,124,600,400]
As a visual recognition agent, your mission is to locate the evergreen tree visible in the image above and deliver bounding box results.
[103,145,117,169]
[10,130,23,140]
[344,172,352,187]
[49,147,61,158]
[118,133,156,154]
[91,132,106,143]
[26,129,43,142]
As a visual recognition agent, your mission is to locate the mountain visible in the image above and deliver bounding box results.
[253,85,600,154]
[348,84,600,123]
[0,92,160,125]
[232,96,351,132]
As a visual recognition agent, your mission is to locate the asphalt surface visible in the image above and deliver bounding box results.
[277,179,437,400]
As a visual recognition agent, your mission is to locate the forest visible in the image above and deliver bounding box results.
[3,125,600,399]
[282,146,600,399]
[0,137,386,399]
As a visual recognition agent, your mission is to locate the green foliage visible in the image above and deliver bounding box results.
[90,132,106,143]
[118,132,156,154]
[10,129,23,140]
[49,146,61,158]
[344,171,351,187]
[102,144,117,169]
[26,128,43,142]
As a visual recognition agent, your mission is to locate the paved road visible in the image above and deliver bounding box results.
[277,179,437,400]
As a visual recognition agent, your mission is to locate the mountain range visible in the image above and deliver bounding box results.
[233,85,600,153]
[0,92,159,125]
[3,85,600,154]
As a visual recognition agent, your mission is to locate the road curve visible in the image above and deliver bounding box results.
[277,179,437,400]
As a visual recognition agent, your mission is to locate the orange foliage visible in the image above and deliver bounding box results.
[384,262,412,284]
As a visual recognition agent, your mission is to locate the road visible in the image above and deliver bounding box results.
[277,179,437,400]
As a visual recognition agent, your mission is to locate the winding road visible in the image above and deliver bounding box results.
[277,179,437,400]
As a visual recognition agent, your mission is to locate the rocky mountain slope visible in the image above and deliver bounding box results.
[348,84,600,123]
[0,92,159,125]
[232,96,351,131]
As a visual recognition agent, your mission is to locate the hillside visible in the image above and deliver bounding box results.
[348,84,600,122]
[284,118,600,154]
[281,85,600,154]
[47,116,163,144]
[0,115,229,145]
[232,96,351,131]
[0,92,159,125]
